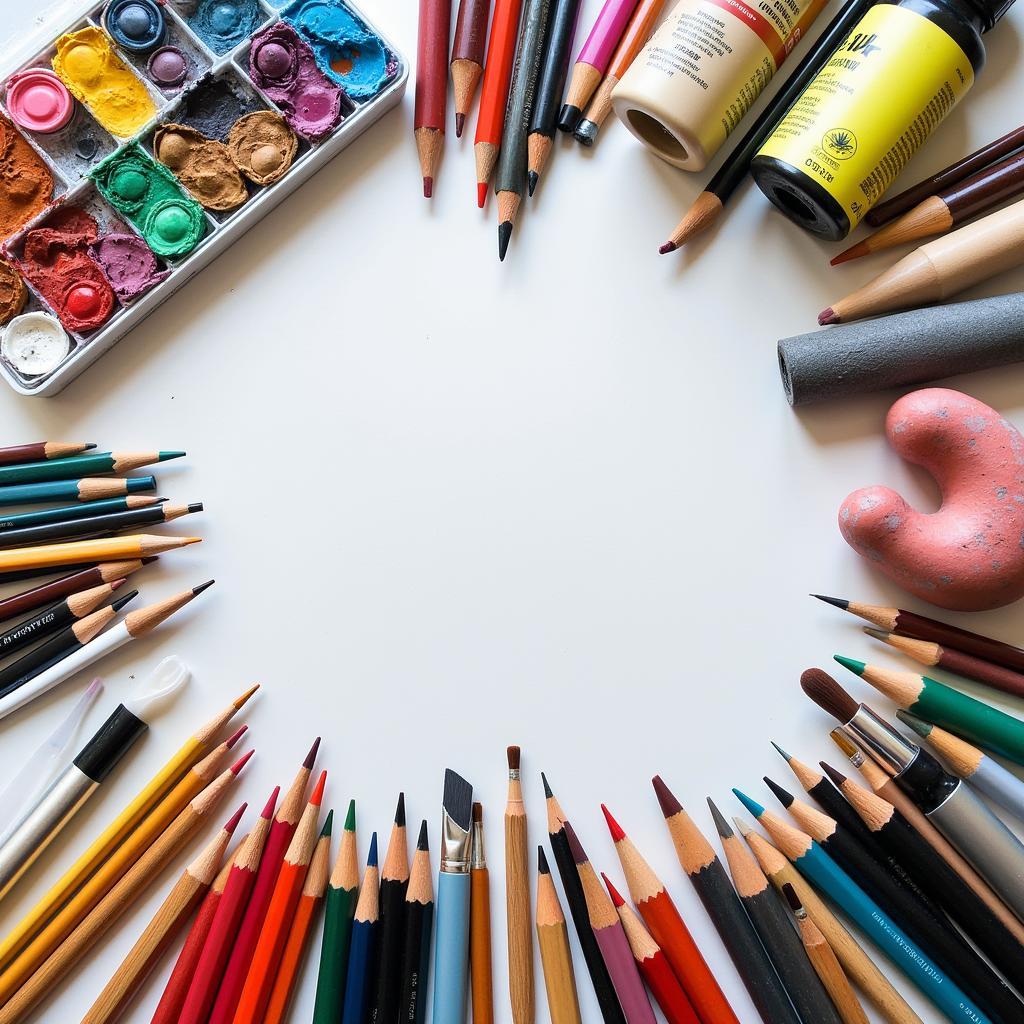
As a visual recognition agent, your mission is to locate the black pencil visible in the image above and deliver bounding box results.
[653,775,800,1024]
[0,502,201,549]
[399,820,433,1024]
[708,799,842,1024]
[542,774,625,1024]
[765,776,1024,1023]
[372,793,409,1024]
[821,761,1024,995]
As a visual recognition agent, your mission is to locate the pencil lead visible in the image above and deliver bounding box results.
[830,240,869,265]
[477,181,487,208]
[187,502,204,514]
[763,776,795,807]
[110,578,126,591]
[537,845,549,873]
[733,788,765,817]
[192,579,215,596]
[141,556,159,565]
[896,709,931,737]
[834,654,866,676]
[818,307,840,326]
[230,748,254,774]
[111,590,139,612]
[600,804,626,842]
[557,104,581,132]
[541,772,553,799]
[733,816,753,837]
[344,799,356,832]
[84,443,98,451]
[455,112,465,138]
[260,786,280,818]
[423,176,433,199]
[158,451,186,461]
[225,725,247,749]
[233,684,260,709]
[310,770,327,805]
[811,594,849,610]
[863,627,888,641]
[602,872,626,907]
[367,831,378,866]
[820,762,847,787]
[652,775,682,817]
[498,221,513,261]
[417,819,428,850]
[771,740,792,762]
[563,820,586,864]
[706,797,732,838]
[321,809,334,836]
[303,737,321,769]
[527,171,538,197]
[658,241,677,255]
[394,792,406,827]
[224,802,247,832]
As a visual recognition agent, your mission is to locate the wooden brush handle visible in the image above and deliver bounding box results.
[471,867,494,1024]
[505,812,534,1024]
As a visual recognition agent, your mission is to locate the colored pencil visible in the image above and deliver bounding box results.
[0,581,214,722]
[866,122,1024,225]
[659,0,876,252]
[451,0,491,136]
[542,775,624,1024]
[828,726,1024,945]
[0,495,162,532]
[0,441,94,465]
[495,0,554,260]
[343,832,381,1024]
[833,149,1024,263]
[415,0,451,197]
[0,500,201,548]
[373,792,410,1024]
[313,798,359,1024]
[400,820,434,1024]
[0,754,251,1024]
[83,806,245,1024]
[836,654,1024,766]
[263,810,333,1024]
[504,746,534,1024]
[763,775,1024,1023]
[557,0,638,132]
[573,0,663,147]
[600,802,737,1024]
[865,629,1024,699]
[898,711,1024,823]
[0,684,257,973]
[0,476,156,507]
[0,579,125,662]
[813,593,1024,674]
[603,874,699,1024]
[152,849,240,1024]
[732,790,988,1023]
[470,802,494,1024]
[0,559,150,626]
[209,737,321,1024]
[526,0,582,191]
[474,0,523,203]
[563,821,654,1024]
[652,776,799,1024]
[0,656,189,900]
[179,787,280,1024]
[736,818,920,1024]
[432,769,474,1024]
[708,798,842,1024]
[0,533,199,576]
[822,758,1024,986]
[535,847,581,1024]
[780,883,869,1024]
[0,450,182,486]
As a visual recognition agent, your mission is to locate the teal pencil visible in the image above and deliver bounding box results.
[0,497,163,531]
[0,477,156,507]
[0,451,183,486]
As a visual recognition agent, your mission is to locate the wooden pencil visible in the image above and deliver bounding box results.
[0,495,160,533]
[0,451,181,487]
[313,799,360,1024]
[373,792,410,1024]
[263,811,333,1024]
[208,737,320,1024]
[652,776,800,1024]
[0,441,94,466]
[470,802,494,1024]
[399,820,434,1024]
[736,818,920,1024]
[0,686,256,973]
[0,755,250,1024]
[179,787,280,1024]
[0,501,200,549]
[535,847,581,1024]
[833,149,1024,263]
[563,821,655,1024]
[451,0,491,136]
[504,746,534,1024]
[0,476,155,508]
[708,798,842,1024]
[780,883,869,1024]
[415,0,451,196]
[600,802,737,1024]
[0,534,199,576]
[866,122,1024,225]
[542,775,624,1024]
[343,832,381,1024]
[231,770,327,1024]
[602,873,698,1024]
[82,805,246,1024]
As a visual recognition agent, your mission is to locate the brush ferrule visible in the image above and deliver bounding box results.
[470,818,486,869]
[508,768,521,781]
[845,705,917,776]
[441,809,471,873]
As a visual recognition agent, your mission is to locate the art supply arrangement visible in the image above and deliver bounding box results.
[0,0,405,396]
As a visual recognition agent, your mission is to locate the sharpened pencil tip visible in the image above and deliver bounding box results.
[344,799,356,832]
[771,740,791,762]
[563,820,586,864]
[367,831,378,866]
[733,816,752,837]
[541,772,553,799]
[84,443,97,451]
[417,819,428,850]
[310,770,327,806]
[601,804,625,842]
[192,579,215,596]
[602,872,625,907]
[477,181,487,208]
[537,845,549,873]
[896,709,931,737]
[498,221,512,261]
[230,748,254,774]
[818,306,840,326]
[187,502,204,514]
[260,786,280,818]
[321,809,334,835]
[158,451,186,461]
[224,802,247,833]
[110,578,126,591]
[659,241,677,255]
[834,654,866,676]
[811,593,849,609]
[733,788,764,817]
[652,775,682,818]
[141,556,159,565]
[394,792,405,827]
[763,776,795,807]
[225,725,247,749]
[706,797,733,839]
[527,171,538,197]
[831,242,866,265]
[820,762,847,787]
[455,112,465,138]
[303,737,321,769]
[423,177,433,199]
[111,590,139,612]
[863,627,888,641]
[233,683,260,709]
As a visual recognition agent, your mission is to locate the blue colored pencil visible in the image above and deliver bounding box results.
[341,832,380,1024]
[0,477,156,507]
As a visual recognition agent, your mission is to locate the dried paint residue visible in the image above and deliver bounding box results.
[0,115,54,240]
[0,260,27,325]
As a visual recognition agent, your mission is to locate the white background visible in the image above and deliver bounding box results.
[0,0,1023,1021]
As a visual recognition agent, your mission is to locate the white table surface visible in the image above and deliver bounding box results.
[0,1,1023,1021]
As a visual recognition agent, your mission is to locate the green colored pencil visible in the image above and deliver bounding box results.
[836,655,1024,766]
[312,799,360,1023]
[0,477,156,507]
[0,451,184,486]
[0,496,165,531]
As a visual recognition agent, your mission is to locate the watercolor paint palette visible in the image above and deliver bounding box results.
[0,0,405,396]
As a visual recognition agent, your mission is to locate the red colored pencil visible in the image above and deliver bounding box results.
[178,786,279,1024]
[231,770,327,1024]
[416,0,452,197]
[207,738,320,1024]
[0,441,94,466]
[601,804,738,1024]
[451,0,492,137]
[604,875,700,1024]
[263,811,333,1024]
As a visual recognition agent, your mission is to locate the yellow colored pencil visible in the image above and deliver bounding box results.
[0,535,200,574]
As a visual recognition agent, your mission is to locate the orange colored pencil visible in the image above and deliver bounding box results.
[262,811,333,1024]
[230,770,327,1024]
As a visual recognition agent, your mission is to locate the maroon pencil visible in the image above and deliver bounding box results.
[0,442,95,466]
[451,0,491,138]
[416,0,452,197]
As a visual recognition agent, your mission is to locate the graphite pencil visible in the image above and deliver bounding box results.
[399,820,434,1024]
[0,495,161,532]
[373,793,410,1024]
[0,501,201,548]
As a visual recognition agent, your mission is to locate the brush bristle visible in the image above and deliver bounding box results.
[472,801,483,824]
[443,769,473,831]
[801,668,858,722]
[507,745,521,770]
